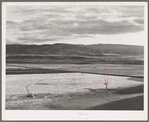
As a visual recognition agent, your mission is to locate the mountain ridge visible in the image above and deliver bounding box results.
[6,43,144,56]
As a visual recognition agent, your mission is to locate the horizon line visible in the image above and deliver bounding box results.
[6,43,144,47]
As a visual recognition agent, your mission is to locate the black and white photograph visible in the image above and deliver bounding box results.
[2,2,148,121]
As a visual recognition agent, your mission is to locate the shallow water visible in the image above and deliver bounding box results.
[6,73,143,95]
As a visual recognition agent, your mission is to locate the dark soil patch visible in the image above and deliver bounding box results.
[87,96,143,110]
[6,68,75,75]
[115,85,143,94]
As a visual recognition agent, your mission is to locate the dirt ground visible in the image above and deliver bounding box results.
[6,85,143,110]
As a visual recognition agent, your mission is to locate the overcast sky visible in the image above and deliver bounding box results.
[6,4,145,45]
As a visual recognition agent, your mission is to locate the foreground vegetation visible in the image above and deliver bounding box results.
[6,85,143,110]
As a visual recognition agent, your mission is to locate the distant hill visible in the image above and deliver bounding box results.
[87,44,144,56]
[6,43,144,56]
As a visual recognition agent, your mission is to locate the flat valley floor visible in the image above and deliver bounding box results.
[6,63,144,110]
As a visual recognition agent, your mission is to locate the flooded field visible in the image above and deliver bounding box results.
[6,73,143,96]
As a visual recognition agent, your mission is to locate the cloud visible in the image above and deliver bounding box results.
[17,37,60,43]
[133,18,144,24]
[6,5,144,44]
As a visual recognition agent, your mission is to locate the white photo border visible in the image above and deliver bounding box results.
[2,2,148,121]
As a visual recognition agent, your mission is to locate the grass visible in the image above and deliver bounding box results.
[5,63,144,110]
[115,85,143,94]
[87,96,143,110]
[6,89,144,110]
[6,54,144,65]
[6,68,76,75]
[6,63,144,77]
[128,77,144,82]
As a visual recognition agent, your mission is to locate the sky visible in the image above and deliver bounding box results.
[6,4,145,45]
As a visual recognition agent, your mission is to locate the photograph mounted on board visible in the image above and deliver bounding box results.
[2,2,148,121]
